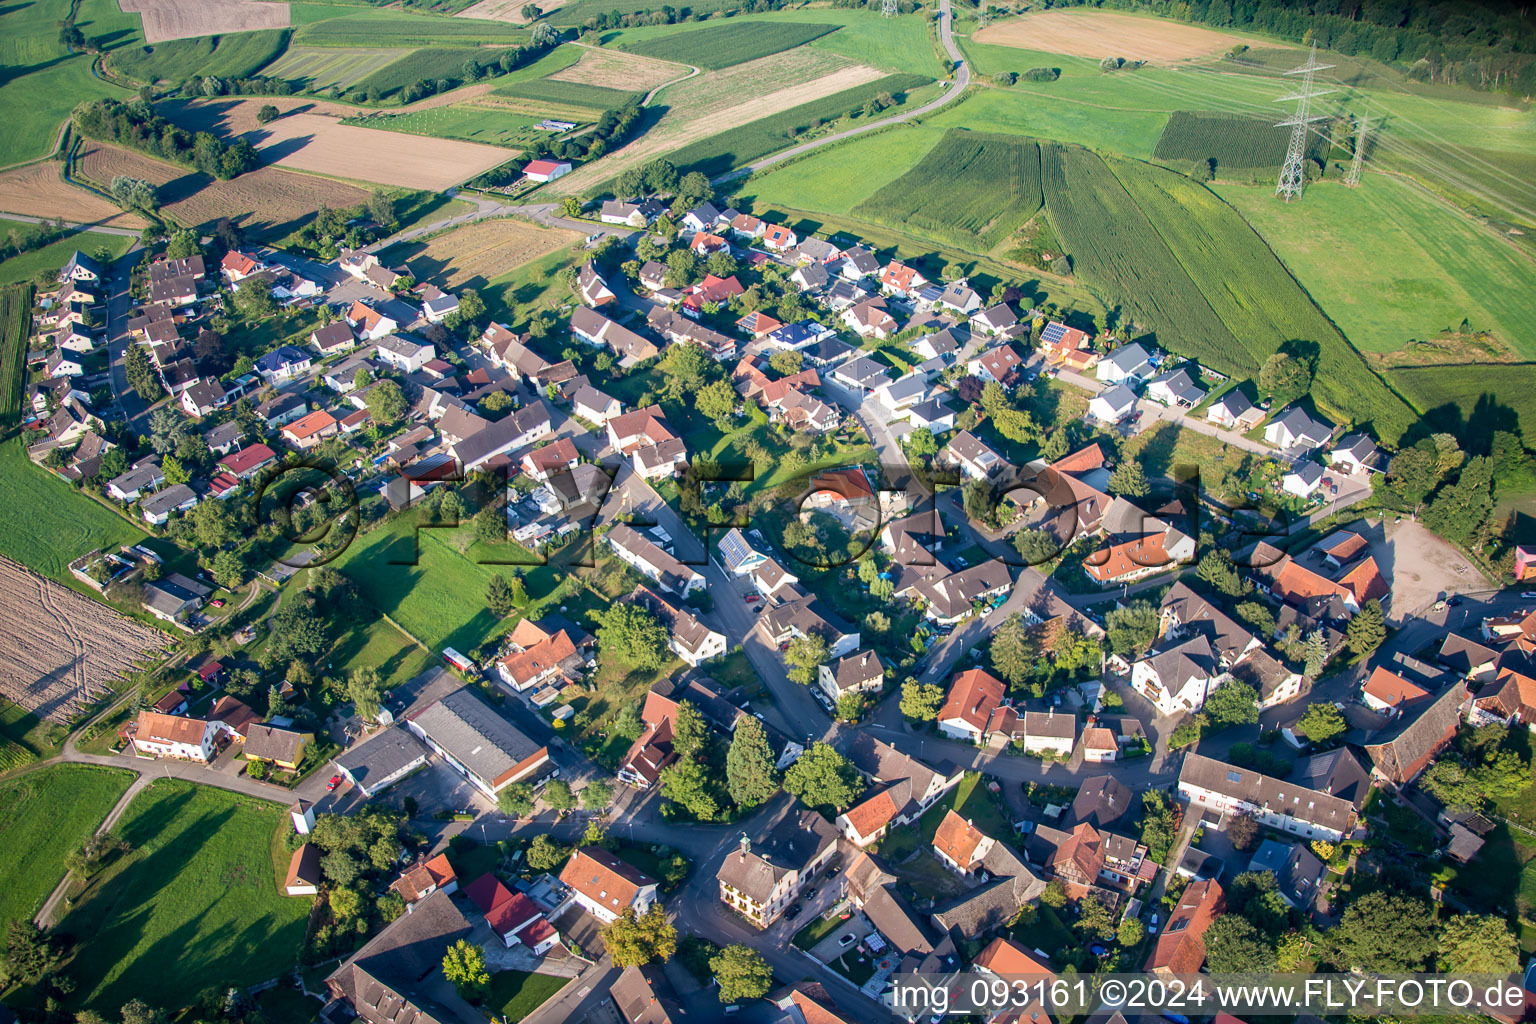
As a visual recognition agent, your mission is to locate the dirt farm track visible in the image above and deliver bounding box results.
[0,557,168,724]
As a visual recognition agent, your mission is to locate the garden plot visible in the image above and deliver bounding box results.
[0,556,168,723]
[117,0,290,43]
[547,49,881,194]
[974,10,1272,62]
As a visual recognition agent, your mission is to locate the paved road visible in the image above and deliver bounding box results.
[716,0,970,183]
[1,213,142,239]
[104,251,151,435]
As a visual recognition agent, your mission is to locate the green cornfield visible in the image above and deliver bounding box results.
[0,283,34,426]
[854,129,1043,250]
[623,22,840,70]
[1153,110,1327,174]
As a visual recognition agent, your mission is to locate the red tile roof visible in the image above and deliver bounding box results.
[1362,666,1429,710]
[218,442,275,478]
[939,668,1005,734]
[559,847,653,912]
[933,809,988,868]
[1145,878,1224,974]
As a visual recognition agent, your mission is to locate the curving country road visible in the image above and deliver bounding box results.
[715,0,970,183]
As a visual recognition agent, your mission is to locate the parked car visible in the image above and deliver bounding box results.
[327,775,343,791]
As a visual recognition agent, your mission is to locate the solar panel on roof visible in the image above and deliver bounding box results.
[1040,322,1066,344]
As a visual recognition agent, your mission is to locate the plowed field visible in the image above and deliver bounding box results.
[382,217,581,288]
[118,0,290,43]
[0,163,148,230]
[974,10,1269,62]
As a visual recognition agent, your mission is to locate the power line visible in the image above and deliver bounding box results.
[1275,43,1334,200]
[881,0,896,18]
[1346,107,1370,187]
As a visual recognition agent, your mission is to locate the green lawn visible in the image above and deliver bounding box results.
[0,439,146,582]
[335,511,568,653]
[327,616,433,692]
[1218,177,1536,358]
[0,224,135,286]
[878,771,1011,861]
[0,764,134,926]
[58,780,310,1013]
[0,699,69,771]
[740,123,946,217]
[792,910,846,950]
[0,0,132,164]
[487,970,570,1022]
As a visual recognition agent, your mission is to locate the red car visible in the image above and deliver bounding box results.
[327,775,343,792]
[745,595,759,603]
[209,598,225,608]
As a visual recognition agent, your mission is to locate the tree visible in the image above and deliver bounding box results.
[233,281,276,319]
[110,175,159,212]
[1235,600,1276,639]
[990,613,1039,688]
[1105,601,1159,657]
[211,549,245,590]
[188,495,237,548]
[442,939,490,999]
[899,680,945,721]
[526,833,569,871]
[1259,352,1313,404]
[605,905,677,968]
[164,229,200,259]
[783,742,865,811]
[1437,914,1519,974]
[710,944,772,1003]
[353,367,374,391]
[768,350,802,376]
[696,379,737,430]
[1014,529,1060,565]
[671,700,708,758]
[521,2,540,18]
[457,287,485,325]
[4,920,60,983]
[1204,915,1277,972]
[365,380,406,426]
[1424,456,1495,545]
[596,603,669,670]
[1296,702,1345,744]
[328,885,365,919]
[1107,457,1149,497]
[120,1000,169,1024]
[660,759,721,820]
[346,667,384,721]
[486,574,516,617]
[1117,917,1144,947]
[784,632,828,685]
[1329,892,1436,972]
[497,782,534,817]
[1040,879,1068,908]
[1139,790,1181,862]
[1227,812,1260,851]
[367,189,397,230]
[1196,549,1244,597]
[612,703,644,741]
[256,104,279,124]
[1302,629,1331,678]
[905,427,938,459]
[1387,445,1443,512]
[1204,682,1260,729]
[1346,599,1386,656]
[726,716,778,808]
[543,779,576,813]
[582,779,615,811]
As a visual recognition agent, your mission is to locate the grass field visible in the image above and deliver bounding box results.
[60,781,310,1013]
[1390,364,1536,443]
[739,122,946,216]
[487,970,570,1021]
[0,224,135,287]
[379,216,581,290]
[493,78,641,110]
[662,72,933,178]
[0,699,67,772]
[622,21,838,70]
[0,765,134,926]
[105,29,291,84]
[549,0,738,26]
[855,129,1043,249]
[336,511,562,653]
[259,45,413,92]
[1217,177,1536,359]
[0,0,131,165]
[1153,109,1325,176]
[329,617,434,692]
[342,105,554,147]
[0,440,146,582]
[296,10,528,46]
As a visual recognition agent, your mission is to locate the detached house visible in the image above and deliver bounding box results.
[606,524,704,597]
[1144,879,1224,975]
[938,668,1020,746]
[760,223,798,251]
[255,345,312,382]
[133,711,220,761]
[577,262,615,306]
[817,649,884,704]
[941,430,1005,480]
[1131,634,1225,717]
[838,735,965,847]
[968,343,1025,387]
[842,297,898,339]
[879,261,929,298]
[1208,389,1263,430]
[1096,342,1153,384]
[374,334,434,374]
[560,847,659,924]
[971,303,1019,337]
[345,301,398,342]
[282,409,340,449]
[1146,367,1206,408]
[310,322,356,356]
[1264,405,1333,453]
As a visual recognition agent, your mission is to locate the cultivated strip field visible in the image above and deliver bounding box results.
[456,0,570,22]
[244,112,510,189]
[548,46,687,91]
[75,141,369,235]
[973,10,1270,62]
[0,556,168,723]
[258,46,409,92]
[383,218,581,289]
[548,50,881,194]
[0,163,148,230]
[117,0,290,43]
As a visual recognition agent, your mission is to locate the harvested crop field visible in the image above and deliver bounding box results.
[381,217,581,289]
[0,556,168,723]
[245,112,509,188]
[75,141,369,236]
[548,45,686,91]
[118,0,290,43]
[548,50,881,194]
[973,10,1269,62]
[0,162,148,230]
[457,0,569,22]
